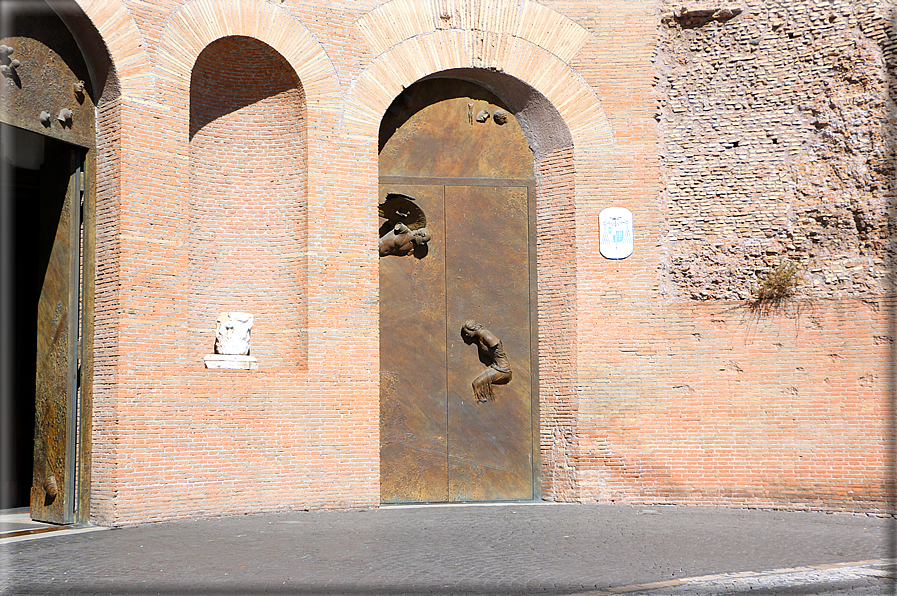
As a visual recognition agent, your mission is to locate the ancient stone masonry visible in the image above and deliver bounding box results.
[655,0,897,300]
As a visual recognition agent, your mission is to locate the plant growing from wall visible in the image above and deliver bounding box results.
[751,260,802,309]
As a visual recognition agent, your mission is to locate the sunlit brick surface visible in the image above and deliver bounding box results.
[61,0,894,524]
[188,36,308,368]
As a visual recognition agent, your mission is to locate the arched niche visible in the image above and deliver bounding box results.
[188,36,308,368]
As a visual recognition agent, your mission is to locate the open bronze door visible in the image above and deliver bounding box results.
[30,140,83,524]
[379,79,538,503]
[0,0,97,523]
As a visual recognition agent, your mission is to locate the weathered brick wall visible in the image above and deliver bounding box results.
[91,97,122,523]
[535,145,579,502]
[574,298,892,512]
[567,0,894,512]
[69,0,893,523]
[655,0,895,300]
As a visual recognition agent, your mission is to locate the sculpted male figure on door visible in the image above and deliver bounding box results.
[460,320,512,403]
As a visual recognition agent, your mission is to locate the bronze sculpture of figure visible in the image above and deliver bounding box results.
[460,320,512,403]
[378,222,432,257]
[378,193,431,258]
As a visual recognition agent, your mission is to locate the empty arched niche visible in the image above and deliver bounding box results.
[189,36,307,368]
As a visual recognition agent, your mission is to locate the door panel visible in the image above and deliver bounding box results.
[30,143,80,524]
[379,184,448,503]
[378,83,534,181]
[445,186,532,501]
[379,78,537,503]
[379,183,534,503]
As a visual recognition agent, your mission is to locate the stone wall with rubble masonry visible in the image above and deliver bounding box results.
[654,0,895,301]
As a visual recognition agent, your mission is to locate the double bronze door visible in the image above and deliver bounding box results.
[379,180,537,503]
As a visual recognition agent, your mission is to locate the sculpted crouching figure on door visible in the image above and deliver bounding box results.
[378,222,432,257]
[460,320,512,403]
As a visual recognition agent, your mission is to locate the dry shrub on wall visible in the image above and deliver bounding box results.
[750,260,803,312]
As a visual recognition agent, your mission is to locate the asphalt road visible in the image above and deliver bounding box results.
[2,502,894,595]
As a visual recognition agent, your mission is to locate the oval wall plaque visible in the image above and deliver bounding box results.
[599,207,633,259]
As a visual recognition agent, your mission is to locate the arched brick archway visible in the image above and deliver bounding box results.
[66,0,152,102]
[157,0,340,116]
[372,69,586,500]
[154,0,344,371]
[348,0,616,499]
[345,0,613,150]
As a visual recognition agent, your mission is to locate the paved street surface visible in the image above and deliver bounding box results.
[1,502,894,595]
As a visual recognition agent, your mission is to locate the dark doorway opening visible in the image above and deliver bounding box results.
[0,124,82,519]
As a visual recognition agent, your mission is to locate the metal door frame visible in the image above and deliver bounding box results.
[62,149,84,523]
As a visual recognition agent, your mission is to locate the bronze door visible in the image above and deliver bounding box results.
[379,184,449,502]
[444,185,534,501]
[379,79,538,503]
[30,141,83,524]
[1,4,98,522]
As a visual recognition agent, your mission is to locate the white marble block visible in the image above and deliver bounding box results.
[203,354,258,370]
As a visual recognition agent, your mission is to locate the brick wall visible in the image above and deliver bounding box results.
[535,145,579,501]
[574,298,892,512]
[91,97,122,523]
[66,0,894,524]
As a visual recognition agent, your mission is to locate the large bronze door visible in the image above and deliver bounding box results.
[379,80,538,503]
[0,1,97,523]
[30,139,83,524]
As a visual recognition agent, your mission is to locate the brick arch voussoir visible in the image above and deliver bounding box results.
[343,31,613,150]
[157,0,340,115]
[71,0,155,101]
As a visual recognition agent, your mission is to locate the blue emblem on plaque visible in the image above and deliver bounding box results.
[599,207,633,259]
